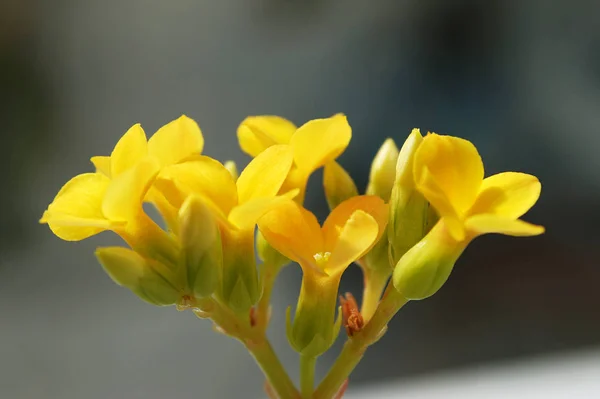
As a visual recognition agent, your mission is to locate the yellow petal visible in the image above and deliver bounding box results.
[290,114,351,173]
[414,134,484,217]
[110,123,148,176]
[228,189,299,230]
[90,156,111,176]
[236,144,294,203]
[237,115,297,157]
[322,195,388,251]
[41,173,113,240]
[469,172,542,219]
[415,167,466,241]
[155,156,238,219]
[325,210,379,275]
[257,200,323,267]
[102,158,160,221]
[465,214,545,237]
[148,115,204,167]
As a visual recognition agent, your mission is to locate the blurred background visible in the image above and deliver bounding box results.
[1,0,599,398]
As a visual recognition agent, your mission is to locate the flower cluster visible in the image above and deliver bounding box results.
[41,114,543,399]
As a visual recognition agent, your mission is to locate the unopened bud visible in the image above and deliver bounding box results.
[388,129,434,265]
[366,138,399,201]
[323,161,358,211]
[96,247,180,306]
[219,228,260,314]
[392,222,467,300]
[179,195,222,298]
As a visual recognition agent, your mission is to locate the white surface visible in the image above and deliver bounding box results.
[345,349,600,398]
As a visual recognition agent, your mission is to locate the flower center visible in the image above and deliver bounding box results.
[313,251,331,268]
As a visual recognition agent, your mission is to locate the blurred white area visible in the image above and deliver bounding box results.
[346,348,600,399]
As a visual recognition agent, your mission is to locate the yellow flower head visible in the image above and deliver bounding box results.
[413,133,544,242]
[257,195,388,278]
[237,114,351,203]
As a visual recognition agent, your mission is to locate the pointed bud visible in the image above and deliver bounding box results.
[388,129,433,265]
[392,222,467,300]
[286,273,342,357]
[96,247,180,306]
[179,195,222,298]
[256,230,289,269]
[323,161,358,211]
[224,160,238,181]
[366,138,399,201]
[219,228,260,314]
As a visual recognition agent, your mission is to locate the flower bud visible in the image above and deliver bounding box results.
[178,195,222,298]
[286,273,342,357]
[323,161,358,211]
[366,138,399,201]
[388,129,434,265]
[256,230,289,269]
[219,228,260,314]
[96,246,180,306]
[223,160,238,181]
[392,222,467,300]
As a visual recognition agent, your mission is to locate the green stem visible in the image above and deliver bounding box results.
[300,354,316,398]
[313,285,409,399]
[360,269,390,323]
[246,339,300,399]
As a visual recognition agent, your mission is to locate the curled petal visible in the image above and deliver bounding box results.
[237,115,296,157]
[156,156,238,218]
[465,214,545,237]
[322,195,388,251]
[111,123,148,176]
[41,173,115,240]
[237,144,294,203]
[148,115,204,167]
[414,134,484,217]
[102,158,160,221]
[325,210,379,275]
[291,114,351,174]
[469,172,541,219]
[257,199,323,268]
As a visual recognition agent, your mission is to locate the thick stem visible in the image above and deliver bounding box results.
[256,262,282,331]
[313,286,408,399]
[300,354,316,398]
[360,269,390,323]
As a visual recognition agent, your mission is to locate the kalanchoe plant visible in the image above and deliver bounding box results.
[41,114,544,399]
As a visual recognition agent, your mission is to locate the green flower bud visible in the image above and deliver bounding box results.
[388,129,434,265]
[286,273,342,357]
[256,230,289,269]
[96,247,180,306]
[224,160,238,181]
[366,138,399,201]
[392,223,467,300]
[219,228,260,314]
[323,161,358,211]
[178,195,222,298]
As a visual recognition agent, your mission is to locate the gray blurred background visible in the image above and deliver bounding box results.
[1,0,599,398]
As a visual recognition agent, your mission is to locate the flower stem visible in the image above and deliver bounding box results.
[256,262,282,330]
[360,269,390,323]
[300,354,316,398]
[313,285,409,399]
[246,338,300,399]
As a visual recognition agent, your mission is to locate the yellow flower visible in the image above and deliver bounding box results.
[90,115,204,229]
[40,158,178,265]
[237,114,351,203]
[257,196,388,356]
[413,133,544,242]
[155,144,296,312]
[393,133,544,300]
